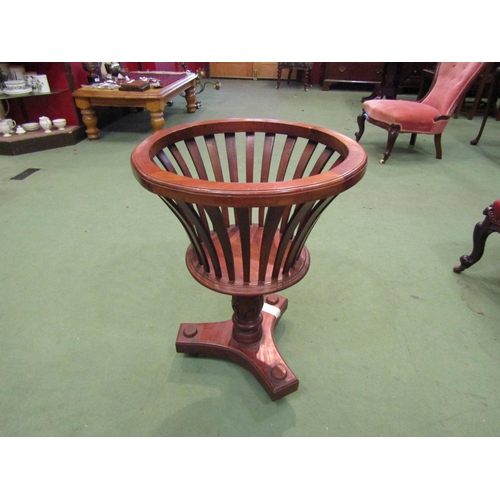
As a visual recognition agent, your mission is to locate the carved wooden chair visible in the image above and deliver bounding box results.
[453,200,500,274]
[131,118,367,400]
[355,62,487,164]
[276,63,314,91]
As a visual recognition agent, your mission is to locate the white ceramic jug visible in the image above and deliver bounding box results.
[39,116,52,133]
[0,118,16,132]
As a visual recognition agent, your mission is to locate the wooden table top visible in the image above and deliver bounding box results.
[72,71,197,101]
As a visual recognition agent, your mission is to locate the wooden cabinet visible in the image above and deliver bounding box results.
[322,62,385,90]
[209,63,278,80]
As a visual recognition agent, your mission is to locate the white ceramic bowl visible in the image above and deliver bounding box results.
[52,118,66,130]
[5,79,26,89]
[23,122,41,131]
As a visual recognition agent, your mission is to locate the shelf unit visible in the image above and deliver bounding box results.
[0,62,86,155]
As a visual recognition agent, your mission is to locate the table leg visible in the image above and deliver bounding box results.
[149,110,165,132]
[184,80,197,114]
[75,97,100,140]
[146,101,165,132]
[81,108,100,140]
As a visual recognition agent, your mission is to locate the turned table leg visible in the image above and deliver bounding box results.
[149,110,165,132]
[146,101,165,132]
[75,97,100,140]
[184,80,197,114]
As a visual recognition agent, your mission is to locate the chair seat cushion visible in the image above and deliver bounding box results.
[490,200,500,223]
[363,99,446,134]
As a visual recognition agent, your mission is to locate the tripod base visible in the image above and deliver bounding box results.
[176,294,299,400]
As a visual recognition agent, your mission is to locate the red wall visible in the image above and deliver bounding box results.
[7,62,80,126]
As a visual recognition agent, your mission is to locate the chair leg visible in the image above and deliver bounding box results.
[434,134,442,159]
[453,207,496,273]
[410,133,417,146]
[380,124,400,164]
[276,67,282,89]
[467,76,487,120]
[355,112,366,142]
[303,69,310,91]
[453,96,464,118]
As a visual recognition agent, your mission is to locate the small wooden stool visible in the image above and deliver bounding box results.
[276,63,314,91]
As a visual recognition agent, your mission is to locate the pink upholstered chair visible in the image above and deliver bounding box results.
[355,62,487,164]
[453,200,500,273]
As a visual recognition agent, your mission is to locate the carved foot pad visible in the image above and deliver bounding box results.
[175,294,299,400]
[453,255,474,273]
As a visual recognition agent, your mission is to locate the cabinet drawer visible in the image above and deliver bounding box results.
[323,63,384,88]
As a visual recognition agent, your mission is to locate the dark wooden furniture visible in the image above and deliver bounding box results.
[453,201,500,273]
[276,63,314,91]
[322,63,385,91]
[131,118,367,400]
[73,71,197,139]
[364,63,437,101]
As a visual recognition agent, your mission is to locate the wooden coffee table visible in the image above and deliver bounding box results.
[73,71,198,139]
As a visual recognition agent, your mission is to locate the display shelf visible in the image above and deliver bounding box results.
[0,89,65,100]
[0,125,86,155]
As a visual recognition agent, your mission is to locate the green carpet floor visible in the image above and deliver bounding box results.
[2,78,500,437]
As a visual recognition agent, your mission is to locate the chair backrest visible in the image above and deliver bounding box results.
[422,62,488,116]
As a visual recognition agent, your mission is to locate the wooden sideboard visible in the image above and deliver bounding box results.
[322,63,385,90]
[322,62,437,97]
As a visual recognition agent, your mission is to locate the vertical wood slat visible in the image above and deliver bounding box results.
[283,197,336,274]
[330,155,345,170]
[185,138,209,180]
[278,137,312,232]
[205,135,229,226]
[161,197,209,272]
[260,133,275,183]
[205,206,235,281]
[245,132,255,183]
[156,150,177,173]
[225,133,238,182]
[173,139,210,229]
[309,147,335,176]
[235,208,251,283]
[246,132,255,225]
[259,206,285,282]
[272,202,315,279]
[177,200,223,278]
[259,133,275,226]
[275,136,297,181]
[293,140,318,179]
[168,144,192,177]
[204,135,225,181]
